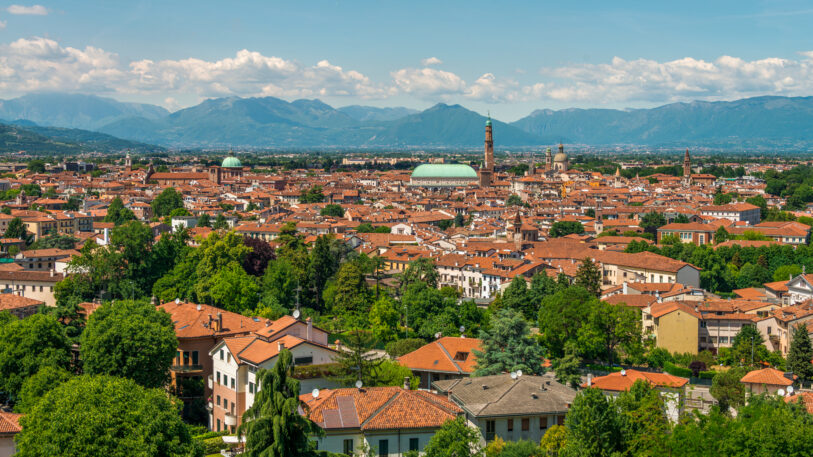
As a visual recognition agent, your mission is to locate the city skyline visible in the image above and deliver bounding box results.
[1,1,813,120]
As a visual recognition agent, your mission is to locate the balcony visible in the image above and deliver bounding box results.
[207,375,213,389]
[207,401,213,411]
[224,413,238,427]
[171,364,203,373]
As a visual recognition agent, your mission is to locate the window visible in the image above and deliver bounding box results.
[230,377,235,389]
[183,351,190,365]
[216,395,220,406]
[378,439,388,457]
[220,349,224,360]
[343,439,354,455]
[486,420,496,441]
[720,336,729,344]
[557,415,565,426]
[453,351,469,361]
[767,326,772,334]
[507,419,514,432]
[294,356,313,365]
[409,438,419,452]
[249,382,255,394]
[216,419,220,432]
[227,353,231,363]
[216,372,221,384]
[700,321,707,328]
[540,416,548,430]
[192,351,199,365]
[521,418,529,431]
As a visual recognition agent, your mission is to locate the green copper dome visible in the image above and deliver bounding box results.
[485,118,492,127]
[221,156,242,168]
[411,164,478,179]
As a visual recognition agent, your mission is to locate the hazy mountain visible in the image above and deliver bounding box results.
[0,93,169,131]
[0,121,163,154]
[511,96,813,147]
[338,105,418,122]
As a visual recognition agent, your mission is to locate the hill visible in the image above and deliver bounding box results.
[0,122,163,154]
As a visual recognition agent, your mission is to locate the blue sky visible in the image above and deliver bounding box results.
[1,0,813,120]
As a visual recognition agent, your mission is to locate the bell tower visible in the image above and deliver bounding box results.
[683,148,691,178]
[480,114,494,187]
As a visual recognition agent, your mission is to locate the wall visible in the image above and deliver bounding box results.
[655,311,699,354]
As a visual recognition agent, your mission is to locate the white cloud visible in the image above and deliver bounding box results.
[0,20,6,29]
[391,67,466,97]
[421,56,443,66]
[7,4,48,15]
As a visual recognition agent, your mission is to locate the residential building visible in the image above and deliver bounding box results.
[595,251,701,288]
[699,203,761,225]
[786,273,813,305]
[740,367,794,394]
[0,412,21,457]
[585,369,688,421]
[656,222,717,245]
[433,374,576,445]
[642,301,701,354]
[0,294,44,318]
[0,270,65,306]
[398,337,481,389]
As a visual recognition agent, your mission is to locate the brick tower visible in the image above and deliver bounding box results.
[480,115,494,187]
[683,148,691,178]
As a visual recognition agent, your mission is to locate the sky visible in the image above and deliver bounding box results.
[1,0,813,120]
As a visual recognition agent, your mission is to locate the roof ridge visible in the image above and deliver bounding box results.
[436,340,463,374]
[358,387,401,429]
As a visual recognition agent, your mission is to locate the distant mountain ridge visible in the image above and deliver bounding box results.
[0,120,163,154]
[5,92,813,149]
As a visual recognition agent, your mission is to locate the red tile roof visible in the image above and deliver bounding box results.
[586,369,688,391]
[740,367,794,386]
[0,412,21,435]
[398,337,482,374]
[158,301,265,339]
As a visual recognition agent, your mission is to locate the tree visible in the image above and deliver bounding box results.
[0,313,71,403]
[242,236,275,276]
[574,258,602,297]
[208,262,260,313]
[238,349,321,457]
[549,221,585,238]
[578,301,642,366]
[81,300,177,389]
[423,417,483,457]
[104,197,136,225]
[401,257,439,290]
[506,194,524,206]
[15,366,72,413]
[385,338,426,358]
[674,214,690,223]
[299,185,325,204]
[639,212,667,236]
[539,425,568,457]
[308,235,341,309]
[787,322,813,381]
[16,375,202,457]
[723,325,771,367]
[745,195,768,219]
[370,296,400,343]
[320,204,344,217]
[331,329,382,387]
[713,225,729,244]
[562,388,623,457]
[773,264,802,282]
[710,367,747,413]
[538,287,593,358]
[552,342,582,388]
[615,380,669,456]
[212,213,229,230]
[152,187,184,217]
[27,159,46,173]
[330,261,370,317]
[474,308,546,376]
[501,276,534,319]
[196,213,211,228]
[4,216,32,244]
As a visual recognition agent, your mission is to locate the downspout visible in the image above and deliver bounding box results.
[398,428,401,457]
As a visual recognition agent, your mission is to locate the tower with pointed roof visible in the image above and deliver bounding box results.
[479,115,494,187]
[683,148,691,178]
[545,147,552,171]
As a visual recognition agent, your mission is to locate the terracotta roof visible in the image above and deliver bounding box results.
[158,301,265,339]
[398,337,482,374]
[0,411,21,434]
[785,392,813,414]
[0,294,44,311]
[604,294,656,308]
[303,386,461,431]
[594,250,698,273]
[585,369,688,391]
[740,367,794,386]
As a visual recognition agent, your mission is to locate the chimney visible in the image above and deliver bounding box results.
[50,268,54,277]
[217,312,223,331]
[656,292,662,303]
[404,377,410,390]
[277,341,285,352]
[151,295,156,305]
[306,317,313,341]
[622,281,628,294]
[587,373,592,387]
[103,227,109,245]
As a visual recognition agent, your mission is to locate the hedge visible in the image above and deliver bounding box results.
[663,362,692,378]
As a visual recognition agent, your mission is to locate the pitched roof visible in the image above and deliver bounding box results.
[158,301,265,339]
[398,337,482,374]
[0,294,44,311]
[302,386,461,431]
[433,374,576,417]
[0,411,22,435]
[585,369,688,391]
[740,367,794,386]
[785,392,813,414]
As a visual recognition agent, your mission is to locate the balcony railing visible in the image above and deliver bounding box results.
[171,364,204,373]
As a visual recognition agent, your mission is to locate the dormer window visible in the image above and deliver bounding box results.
[453,351,469,361]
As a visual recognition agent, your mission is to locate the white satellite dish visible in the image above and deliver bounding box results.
[293,309,301,319]
[434,332,441,339]
[355,380,363,389]
[778,389,785,397]
[175,298,180,304]
[510,371,517,380]
[516,370,523,378]
[459,325,465,333]
[312,388,320,399]
[620,369,626,376]
[788,385,795,394]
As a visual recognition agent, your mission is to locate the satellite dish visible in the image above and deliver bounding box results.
[355,380,363,389]
[435,332,441,339]
[510,371,517,380]
[293,309,301,319]
[516,370,523,377]
[312,388,320,399]
[175,298,180,304]
[788,385,795,394]
[778,389,785,397]
[620,369,626,376]
[459,325,465,333]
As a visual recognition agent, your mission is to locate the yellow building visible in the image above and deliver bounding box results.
[643,301,701,354]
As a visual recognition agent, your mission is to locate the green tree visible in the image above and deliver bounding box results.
[539,425,568,456]
[3,216,33,244]
[208,262,260,312]
[473,308,546,376]
[259,258,298,314]
[331,329,382,387]
[0,313,71,403]
[27,159,46,173]
[168,207,191,218]
[710,367,747,414]
[615,380,669,456]
[538,287,593,358]
[320,204,344,217]
[401,257,439,290]
[212,213,229,230]
[578,301,642,366]
[152,187,184,217]
[15,366,72,413]
[308,235,341,310]
[674,214,690,223]
[562,388,623,457]
[501,276,534,319]
[16,375,202,457]
[639,212,667,236]
[370,295,400,343]
[299,185,325,204]
[81,300,177,389]
[197,213,211,228]
[787,322,813,381]
[714,226,729,244]
[745,195,768,220]
[104,197,136,225]
[552,342,582,388]
[773,264,802,282]
[549,221,585,238]
[330,261,370,317]
[506,194,524,206]
[723,325,771,367]
[385,338,426,358]
[423,417,483,457]
[574,258,602,297]
[238,349,321,457]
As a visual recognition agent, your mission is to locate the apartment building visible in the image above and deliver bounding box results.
[699,203,761,225]
[595,251,701,288]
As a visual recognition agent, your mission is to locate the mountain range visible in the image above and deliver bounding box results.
[3,92,813,150]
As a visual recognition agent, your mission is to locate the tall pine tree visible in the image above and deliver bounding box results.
[788,322,813,381]
[575,257,602,297]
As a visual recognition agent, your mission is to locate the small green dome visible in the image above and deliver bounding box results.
[221,156,242,168]
[485,118,492,127]
[411,164,478,179]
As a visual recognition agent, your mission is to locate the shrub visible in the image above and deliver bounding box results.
[663,361,692,378]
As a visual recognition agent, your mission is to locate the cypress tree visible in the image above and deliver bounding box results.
[788,323,813,381]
